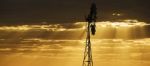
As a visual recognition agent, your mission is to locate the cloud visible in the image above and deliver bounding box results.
[0,20,150,65]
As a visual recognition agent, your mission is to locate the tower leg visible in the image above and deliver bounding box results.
[82,23,93,66]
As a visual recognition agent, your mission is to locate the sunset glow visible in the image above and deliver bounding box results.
[0,20,150,66]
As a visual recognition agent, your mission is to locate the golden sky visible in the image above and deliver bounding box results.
[0,20,150,66]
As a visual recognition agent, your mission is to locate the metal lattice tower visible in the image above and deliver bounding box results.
[82,1,97,66]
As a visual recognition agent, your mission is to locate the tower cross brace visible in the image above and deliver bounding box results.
[82,22,93,66]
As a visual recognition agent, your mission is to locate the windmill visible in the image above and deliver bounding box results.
[82,0,97,66]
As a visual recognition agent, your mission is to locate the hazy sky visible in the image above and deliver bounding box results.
[0,22,150,66]
[0,1,150,66]
[0,0,150,25]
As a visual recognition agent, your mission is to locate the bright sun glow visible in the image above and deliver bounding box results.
[0,19,150,66]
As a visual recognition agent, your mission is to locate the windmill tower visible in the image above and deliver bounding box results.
[82,1,97,66]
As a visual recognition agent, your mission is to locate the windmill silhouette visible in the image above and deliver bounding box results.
[82,0,97,66]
